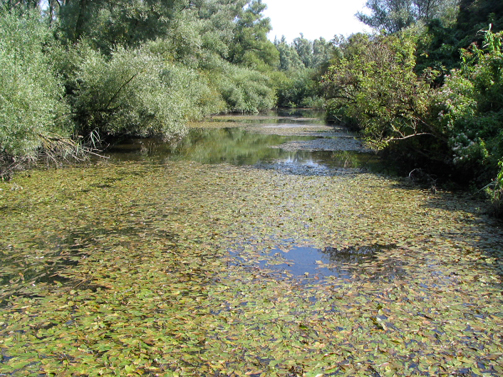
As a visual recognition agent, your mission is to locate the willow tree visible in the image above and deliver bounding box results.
[0,7,71,165]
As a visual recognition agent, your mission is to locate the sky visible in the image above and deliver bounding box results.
[262,0,372,43]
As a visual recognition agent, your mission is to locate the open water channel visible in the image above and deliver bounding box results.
[1,110,502,375]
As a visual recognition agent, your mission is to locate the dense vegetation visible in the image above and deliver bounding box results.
[323,0,503,215]
[0,0,336,171]
[0,0,274,173]
[1,0,503,213]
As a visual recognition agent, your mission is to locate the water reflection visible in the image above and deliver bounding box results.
[107,127,382,174]
[259,244,401,279]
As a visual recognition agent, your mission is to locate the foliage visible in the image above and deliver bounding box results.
[322,32,438,150]
[486,160,503,217]
[434,29,503,181]
[68,46,221,140]
[212,63,276,113]
[293,35,333,70]
[57,0,189,53]
[275,69,322,108]
[274,36,304,71]
[456,0,503,46]
[415,18,462,77]
[55,0,279,118]
[415,0,503,80]
[0,8,71,158]
[357,0,460,33]
[228,0,279,70]
[273,36,332,108]
[357,0,415,33]
[3,0,349,169]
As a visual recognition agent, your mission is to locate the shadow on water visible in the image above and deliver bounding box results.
[389,180,503,283]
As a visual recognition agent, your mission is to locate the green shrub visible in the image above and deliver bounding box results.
[434,29,503,179]
[212,63,276,113]
[322,32,436,149]
[69,46,217,140]
[276,69,320,108]
[486,160,503,217]
[0,9,70,158]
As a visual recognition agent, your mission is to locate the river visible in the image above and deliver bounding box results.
[1,111,502,375]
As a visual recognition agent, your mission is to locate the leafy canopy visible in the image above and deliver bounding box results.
[357,0,460,33]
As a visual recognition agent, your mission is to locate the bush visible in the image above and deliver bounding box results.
[321,32,437,150]
[69,46,217,140]
[212,63,276,113]
[486,160,503,217]
[276,69,321,108]
[0,9,71,158]
[434,29,503,181]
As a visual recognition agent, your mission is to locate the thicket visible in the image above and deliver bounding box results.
[0,0,339,179]
[322,0,503,216]
[274,35,333,108]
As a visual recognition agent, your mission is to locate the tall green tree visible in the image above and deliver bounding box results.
[274,36,304,71]
[357,0,416,33]
[456,0,503,45]
[357,0,459,33]
[1,0,40,11]
[291,35,333,69]
[58,0,190,53]
[0,7,70,158]
[228,0,278,70]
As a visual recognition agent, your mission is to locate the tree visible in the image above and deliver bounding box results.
[456,0,503,46]
[228,0,279,70]
[0,7,71,159]
[357,0,460,33]
[1,0,40,11]
[293,34,314,67]
[274,36,304,71]
[290,35,334,69]
[434,29,503,177]
[322,32,438,149]
[357,0,416,33]
[58,0,190,53]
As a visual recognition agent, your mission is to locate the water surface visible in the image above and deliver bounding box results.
[1,111,502,376]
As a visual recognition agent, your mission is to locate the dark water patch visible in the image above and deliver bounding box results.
[230,244,400,281]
